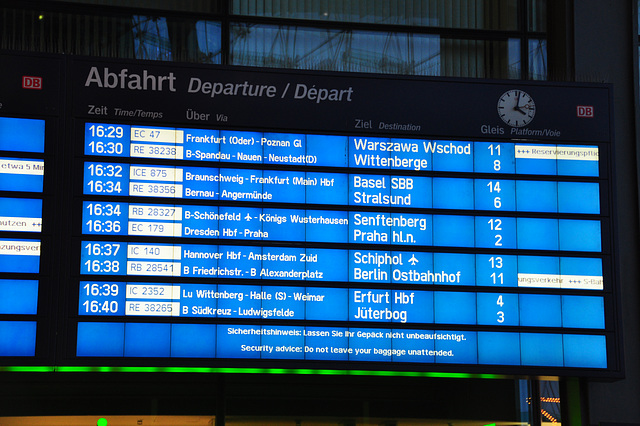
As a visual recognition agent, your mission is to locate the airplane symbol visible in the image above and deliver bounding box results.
[408,255,418,266]
[244,214,252,221]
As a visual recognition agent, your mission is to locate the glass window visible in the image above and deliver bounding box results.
[231,23,519,78]
[232,0,519,30]
[132,16,172,61]
[528,0,547,31]
[196,21,222,64]
[529,38,547,80]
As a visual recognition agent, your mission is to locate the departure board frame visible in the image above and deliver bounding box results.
[0,52,624,378]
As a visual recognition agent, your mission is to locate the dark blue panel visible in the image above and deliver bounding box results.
[1,117,45,153]
[558,219,601,252]
[307,248,347,281]
[308,134,348,167]
[171,323,216,358]
[432,215,474,247]
[562,296,605,329]
[76,322,124,357]
[560,257,602,276]
[516,218,558,250]
[433,178,473,210]
[516,181,557,212]
[124,323,171,357]
[558,182,600,214]
[434,292,476,325]
[477,332,520,365]
[305,287,348,321]
[0,279,38,314]
[563,334,607,368]
[0,321,36,356]
[0,198,41,218]
[518,255,559,275]
[520,333,563,366]
[519,294,562,327]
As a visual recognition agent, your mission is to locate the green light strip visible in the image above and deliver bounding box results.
[0,365,506,379]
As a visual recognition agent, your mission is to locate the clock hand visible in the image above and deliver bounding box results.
[514,91,528,114]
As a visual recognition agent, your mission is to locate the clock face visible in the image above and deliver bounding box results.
[497,90,536,127]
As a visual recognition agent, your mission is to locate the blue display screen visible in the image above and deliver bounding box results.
[83,162,600,214]
[0,117,46,359]
[76,121,612,374]
[84,123,600,177]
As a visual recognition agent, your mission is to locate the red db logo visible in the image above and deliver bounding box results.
[22,76,42,90]
[577,105,594,118]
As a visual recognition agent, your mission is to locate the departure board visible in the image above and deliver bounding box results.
[0,53,622,376]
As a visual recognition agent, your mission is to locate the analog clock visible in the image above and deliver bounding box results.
[497,90,536,127]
